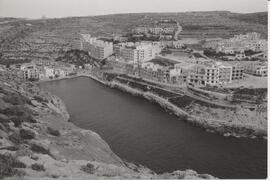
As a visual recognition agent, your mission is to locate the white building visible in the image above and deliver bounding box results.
[42,67,55,79]
[217,64,232,84]
[120,42,161,64]
[81,34,113,60]
[20,63,40,80]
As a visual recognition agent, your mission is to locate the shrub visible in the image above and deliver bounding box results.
[0,114,9,123]
[3,106,37,125]
[2,93,31,106]
[8,132,23,145]
[1,106,31,117]
[20,129,35,140]
[0,154,26,179]
[30,143,50,155]
[31,163,45,171]
[0,123,9,132]
[47,127,60,137]
[81,163,96,174]
[2,146,19,151]
[10,116,23,127]
[34,96,48,103]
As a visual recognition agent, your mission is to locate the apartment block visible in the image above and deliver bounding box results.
[231,64,244,80]
[119,42,161,63]
[218,65,232,84]
[20,63,40,80]
[81,34,113,60]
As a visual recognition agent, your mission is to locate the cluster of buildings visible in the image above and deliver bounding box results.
[133,26,176,35]
[77,33,185,62]
[73,30,267,88]
[132,20,180,40]
[204,32,267,55]
[13,60,76,80]
[108,55,247,87]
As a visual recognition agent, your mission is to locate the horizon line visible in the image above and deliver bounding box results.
[0,10,267,20]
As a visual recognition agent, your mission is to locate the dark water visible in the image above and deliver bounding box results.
[40,77,267,178]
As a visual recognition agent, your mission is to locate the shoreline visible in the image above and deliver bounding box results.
[39,73,267,139]
[36,74,217,178]
[107,81,266,139]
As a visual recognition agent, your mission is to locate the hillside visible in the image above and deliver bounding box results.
[0,69,215,179]
[229,12,268,26]
[0,11,267,66]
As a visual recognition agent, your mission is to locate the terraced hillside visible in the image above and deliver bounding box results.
[0,11,267,65]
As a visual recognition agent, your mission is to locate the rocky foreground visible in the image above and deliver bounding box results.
[0,69,215,179]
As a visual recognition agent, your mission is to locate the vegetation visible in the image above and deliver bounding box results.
[56,49,97,67]
[8,132,24,144]
[47,127,60,137]
[0,154,26,179]
[31,163,45,171]
[229,12,267,26]
[20,129,36,140]
[203,49,227,57]
[34,95,49,103]
[81,163,96,174]
[1,105,37,125]
[30,143,50,155]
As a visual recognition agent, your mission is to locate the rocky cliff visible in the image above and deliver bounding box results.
[0,69,215,179]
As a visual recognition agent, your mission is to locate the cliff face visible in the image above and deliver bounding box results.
[0,69,215,179]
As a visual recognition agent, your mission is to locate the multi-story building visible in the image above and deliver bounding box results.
[54,67,74,78]
[140,62,171,82]
[231,64,244,80]
[81,35,113,60]
[43,67,55,79]
[120,43,161,64]
[244,62,267,77]
[187,64,220,87]
[217,65,232,84]
[175,61,233,87]
[20,63,40,80]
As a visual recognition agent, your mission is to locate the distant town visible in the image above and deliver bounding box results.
[11,19,267,90]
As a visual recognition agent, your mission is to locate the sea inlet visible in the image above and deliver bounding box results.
[40,76,267,179]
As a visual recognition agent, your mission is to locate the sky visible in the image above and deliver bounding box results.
[0,0,267,19]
